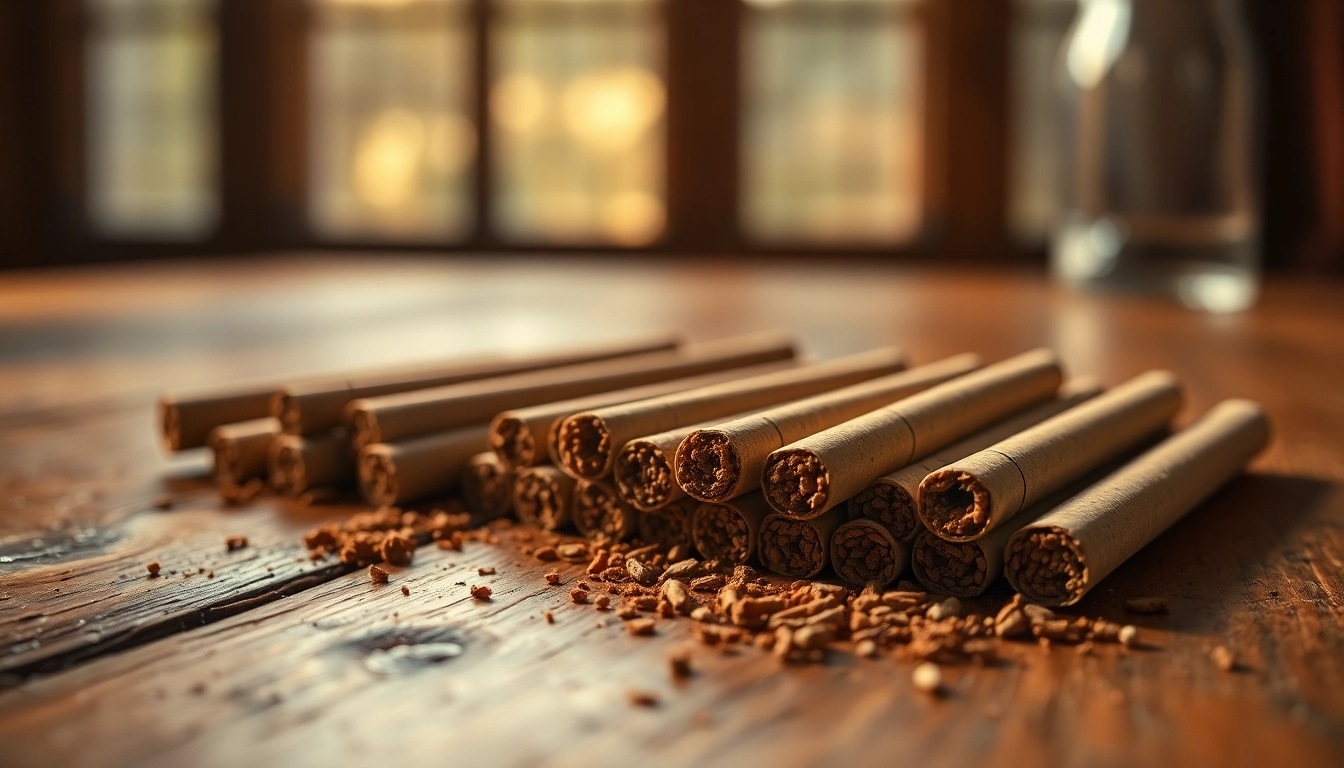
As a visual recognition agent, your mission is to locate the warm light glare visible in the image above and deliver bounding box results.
[492,74,549,135]
[561,68,665,152]
[352,109,425,210]
[424,112,476,175]
[600,190,665,245]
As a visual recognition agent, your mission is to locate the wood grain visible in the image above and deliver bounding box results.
[1,255,1342,766]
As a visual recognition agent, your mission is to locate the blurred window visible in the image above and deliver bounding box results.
[87,0,218,239]
[741,0,923,244]
[492,0,665,245]
[1009,0,1076,243]
[309,0,475,240]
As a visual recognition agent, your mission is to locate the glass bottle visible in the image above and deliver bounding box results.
[1051,0,1261,312]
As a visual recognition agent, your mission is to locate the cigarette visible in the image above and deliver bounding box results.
[555,347,908,481]
[513,466,576,530]
[208,418,281,488]
[636,498,698,554]
[675,353,983,503]
[1005,399,1269,606]
[829,519,912,588]
[761,349,1063,520]
[461,452,516,520]
[690,492,773,566]
[572,478,641,543]
[268,431,352,497]
[161,388,275,453]
[758,507,846,579]
[919,370,1182,541]
[356,424,490,506]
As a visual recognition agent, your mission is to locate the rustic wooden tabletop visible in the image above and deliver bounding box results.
[1,254,1342,768]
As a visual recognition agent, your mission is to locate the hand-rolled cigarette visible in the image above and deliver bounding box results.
[269,431,352,496]
[491,359,796,470]
[461,452,516,520]
[1005,399,1270,607]
[758,507,846,579]
[918,369,1182,542]
[572,478,641,543]
[356,424,491,506]
[556,346,908,481]
[829,519,912,588]
[513,466,576,530]
[349,334,795,450]
[675,354,983,504]
[209,418,281,488]
[612,410,758,513]
[276,334,679,436]
[637,498,697,553]
[848,378,1104,542]
[762,348,1064,520]
[161,388,276,452]
[690,492,772,566]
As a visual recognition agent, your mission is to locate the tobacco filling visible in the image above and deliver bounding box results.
[759,516,825,578]
[514,471,568,529]
[831,524,899,586]
[920,469,991,539]
[159,401,182,451]
[1005,527,1087,604]
[762,450,829,517]
[573,482,635,542]
[675,431,740,501]
[463,460,511,517]
[489,416,533,467]
[691,504,752,565]
[556,415,611,477]
[849,482,919,541]
[270,441,306,495]
[358,452,398,507]
[614,442,674,509]
[273,392,300,434]
[350,409,380,451]
[912,535,987,597]
[638,503,695,552]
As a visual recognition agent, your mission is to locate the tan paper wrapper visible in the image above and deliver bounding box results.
[919,370,1182,542]
[691,492,773,566]
[1005,399,1270,607]
[349,334,795,449]
[848,378,1104,542]
[161,389,275,452]
[269,431,353,496]
[491,359,797,469]
[761,348,1064,520]
[676,353,983,503]
[513,466,576,530]
[637,498,698,554]
[356,424,491,506]
[555,346,908,481]
[829,519,913,588]
[275,334,679,436]
[758,507,846,579]
[461,452,516,520]
[572,478,642,543]
[208,418,281,487]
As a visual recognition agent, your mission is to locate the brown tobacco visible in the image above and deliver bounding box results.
[512,466,577,530]
[847,380,1103,542]
[829,519,910,588]
[675,354,982,504]
[208,418,281,489]
[356,424,491,506]
[274,335,678,436]
[348,335,794,450]
[691,492,773,566]
[572,479,641,543]
[555,347,908,480]
[269,431,352,497]
[1006,400,1269,606]
[762,349,1063,520]
[461,452,517,520]
[758,508,845,579]
[636,498,698,554]
[920,370,1183,542]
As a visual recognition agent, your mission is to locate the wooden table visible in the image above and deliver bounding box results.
[2,254,1342,767]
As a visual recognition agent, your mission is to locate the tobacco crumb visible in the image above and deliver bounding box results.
[207,570,214,579]
[1211,645,1236,672]
[595,595,611,610]
[543,571,561,586]
[225,536,248,552]
[154,494,174,510]
[570,588,589,604]
[544,610,554,624]
[627,618,656,636]
[146,561,161,578]
[912,662,942,694]
[400,585,410,596]
[369,565,389,584]
[478,566,496,576]
[437,532,464,551]
[1118,625,1139,648]
[855,639,879,659]
[627,690,659,707]
[378,532,416,567]
[534,545,559,562]
[471,584,493,601]
[1124,596,1169,614]
[669,651,692,679]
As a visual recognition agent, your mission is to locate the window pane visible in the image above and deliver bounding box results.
[87,0,218,239]
[742,0,922,244]
[492,0,665,245]
[1009,0,1076,242]
[309,0,474,240]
